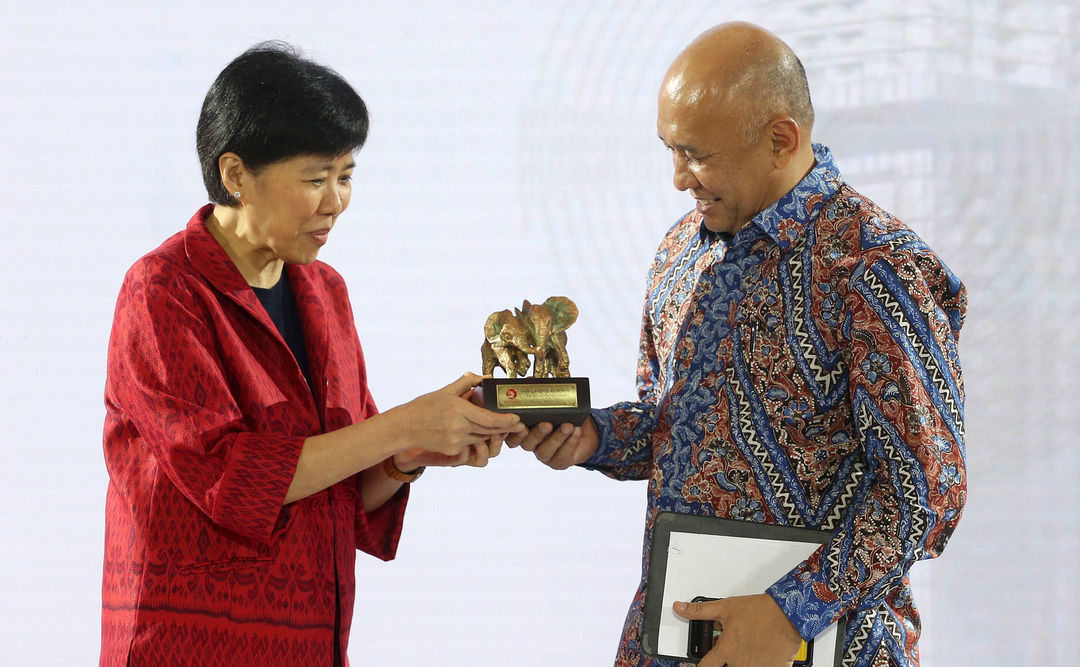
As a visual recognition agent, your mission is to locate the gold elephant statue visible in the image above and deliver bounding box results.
[481,308,537,378]
[520,297,578,378]
[480,296,578,379]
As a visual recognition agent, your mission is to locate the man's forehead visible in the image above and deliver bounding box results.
[661,71,710,107]
[657,96,715,149]
[657,111,694,148]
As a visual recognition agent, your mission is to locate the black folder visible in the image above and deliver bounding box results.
[642,511,846,665]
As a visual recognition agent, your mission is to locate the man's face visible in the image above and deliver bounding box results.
[657,89,778,234]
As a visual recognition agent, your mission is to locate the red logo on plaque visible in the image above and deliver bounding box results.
[505,388,518,399]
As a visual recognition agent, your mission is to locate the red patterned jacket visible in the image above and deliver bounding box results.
[101,205,407,666]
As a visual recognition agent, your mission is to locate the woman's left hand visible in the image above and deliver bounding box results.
[393,436,505,471]
[390,377,511,471]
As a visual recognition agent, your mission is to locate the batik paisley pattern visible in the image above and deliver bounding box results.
[101,205,407,666]
[584,145,966,667]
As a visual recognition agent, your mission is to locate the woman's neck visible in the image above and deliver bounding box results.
[206,205,284,288]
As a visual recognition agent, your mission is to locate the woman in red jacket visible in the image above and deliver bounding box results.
[100,42,522,666]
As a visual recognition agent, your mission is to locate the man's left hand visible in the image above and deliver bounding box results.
[673,594,804,667]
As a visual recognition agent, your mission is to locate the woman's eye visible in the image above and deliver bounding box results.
[339,175,352,184]
[310,178,326,185]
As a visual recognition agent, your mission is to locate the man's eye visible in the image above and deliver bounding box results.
[310,178,326,185]
[339,175,352,184]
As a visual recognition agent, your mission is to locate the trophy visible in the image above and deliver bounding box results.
[480,296,590,427]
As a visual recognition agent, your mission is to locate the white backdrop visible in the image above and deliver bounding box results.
[1,1,1076,665]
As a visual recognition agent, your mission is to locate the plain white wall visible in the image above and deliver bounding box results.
[1,0,1075,664]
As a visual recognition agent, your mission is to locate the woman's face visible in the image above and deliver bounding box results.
[239,152,355,265]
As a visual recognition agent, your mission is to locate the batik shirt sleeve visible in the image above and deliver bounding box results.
[582,300,664,481]
[582,213,720,482]
[767,244,967,640]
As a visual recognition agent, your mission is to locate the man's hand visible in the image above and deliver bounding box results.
[673,594,804,667]
[504,416,599,470]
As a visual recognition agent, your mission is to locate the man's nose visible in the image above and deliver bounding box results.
[672,153,697,191]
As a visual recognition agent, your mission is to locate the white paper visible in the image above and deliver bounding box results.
[658,531,840,665]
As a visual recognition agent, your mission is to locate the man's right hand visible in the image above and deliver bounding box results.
[506,416,599,470]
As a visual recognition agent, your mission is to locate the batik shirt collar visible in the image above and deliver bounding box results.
[700,143,843,251]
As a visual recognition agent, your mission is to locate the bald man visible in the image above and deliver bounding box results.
[510,22,966,666]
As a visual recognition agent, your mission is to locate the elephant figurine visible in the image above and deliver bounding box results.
[519,296,578,378]
[481,297,579,378]
[481,308,537,378]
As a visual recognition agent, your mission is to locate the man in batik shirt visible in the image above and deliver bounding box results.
[510,21,966,667]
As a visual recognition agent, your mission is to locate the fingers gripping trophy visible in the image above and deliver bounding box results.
[480,296,590,427]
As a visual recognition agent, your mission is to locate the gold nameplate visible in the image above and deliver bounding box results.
[495,383,579,410]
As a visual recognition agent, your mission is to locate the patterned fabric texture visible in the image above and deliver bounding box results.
[584,145,967,666]
[101,205,408,666]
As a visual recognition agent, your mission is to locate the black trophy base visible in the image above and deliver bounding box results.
[481,377,590,427]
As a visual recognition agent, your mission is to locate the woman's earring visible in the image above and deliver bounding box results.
[233,191,242,199]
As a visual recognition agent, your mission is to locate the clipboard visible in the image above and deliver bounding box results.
[642,511,846,665]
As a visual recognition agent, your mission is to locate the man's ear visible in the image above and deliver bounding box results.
[218,152,248,196]
[767,117,801,168]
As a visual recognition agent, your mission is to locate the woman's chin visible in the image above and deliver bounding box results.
[287,249,322,265]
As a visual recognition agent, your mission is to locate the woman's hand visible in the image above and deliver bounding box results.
[393,441,498,471]
[391,373,518,471]
[390,373,524,458]
[290,374,520,506]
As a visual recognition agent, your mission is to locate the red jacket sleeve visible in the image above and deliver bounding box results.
[303,265,410,559]
[106,256,306,545]
[347,359,409,561]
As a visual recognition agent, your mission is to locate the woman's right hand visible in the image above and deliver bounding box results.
[391,373,524,457]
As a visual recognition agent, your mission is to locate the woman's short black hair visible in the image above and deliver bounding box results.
[196,41,369,205]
